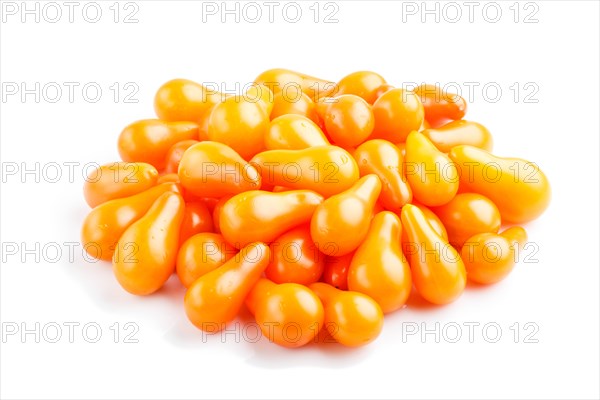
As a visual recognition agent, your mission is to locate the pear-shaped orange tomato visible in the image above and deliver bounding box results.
[265,114,329,150]
[310,175,381,256]
[335,71,387,105]
[371,88,424,143]
[113,192,185,295]
[422,120,493,153]
[414,84,467,128]
[154,78,222,122]
[176,233,235,288]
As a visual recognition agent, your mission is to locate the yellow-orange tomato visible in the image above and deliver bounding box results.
[113,192,185,295]
[244,84,275,115]
[251,146,359,198]
[270,91,321,125]
[176,233,235,288]
[154,78,222,122]
[414,84,467,128]
[164,140,199,174]
[254,68,334,102]
[400,202,448,256]
[310,282,384,347]
[178,141,261,198]
[405,131,459,206]
[371,88,424,143]
[431,193,501,248]
[335,71,387,105]
[449,145,551,224]
[179,201,214,245]
[401,204,466,305]
[185,243,271,332]
[322,95,374,148]
[321,251,354,290]
[373,84,394,101]
[348,211,412,313]
[211,195,232,234]
[462,227,527,284]
[265,114,329,150]
[353,139,412,212]
[248,279,324,348]
[118,119,199,170]
[83,162,158,208]
[81,182,180,261]
[422,120,493,153]
[220,190,323,248]
[310,175,381,256]
[266,225,325,285]
[208,96,270,160]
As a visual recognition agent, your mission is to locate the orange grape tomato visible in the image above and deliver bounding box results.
[348,211,412,313]
[461,227,527,284]
[335,71,387,105]
[323,95,374,148]
[265,114,329,150]
[81,182,180,261]
[179,201,214,245]
[185,243,271,332]
[310,175,381,256]
[118,119,199,170]
[251,279,324,348]
[208,96,270,160]
[400,201,448,255]
[250,145,359,198]
[422,120,493,153]
[176,233,235,288]
[220,190,324,248]
[154,78,222,122]
[373,84,394,102]
[404,131,459,206]
[254,68,334,102]
[353,139,412,211]
[178,141,261,198]
[113,192,185,295]
[431,193,501,248]
[321,251,354,290]
[371,88,424,143]
[83,162,158,208]
[401,204,466,305]
[270,91,321,125]
[310,282,384,347]
[414,84,467,128]
[244,83,275,115]
[164,140,199,174]
[449,145,551,224]
[211,195,232,234]
[266,225,325,285]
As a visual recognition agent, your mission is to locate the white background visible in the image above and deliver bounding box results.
[1,1,599,399]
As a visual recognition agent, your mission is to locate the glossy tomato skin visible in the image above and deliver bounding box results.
[265,114,329,150]
[321,252,354,290]
[248,279,325,348]
[370,88,424,143]
[178,141,261,198]
[179,201,214,245]
[310,282,384,347]
[250,146,359,198]
[113,192,185,295]
[405,131,459,207]
[449,145,551,224]
[270,91,321,125]
[185,243,271,331]
[176,233,235,288]
[154,78,222,122]
[335,71,387,105]
[83,162,158,208]
[254,68,334,102]
[462,227,527,284]
[400,201,448,256]
[266,226,325,285]
[422,120,493,153]
[81,182,180,261]
[401,204,466,305]
[310,175,381,256]
[353,139,412,212]
[431,193,501,248]
[220,190,324,248]
[348,211,412,313]
[414,84,467,128]
[118,119,199,170]
[322,95,374,148]
[164,140,199,174]
[208,97,270,160]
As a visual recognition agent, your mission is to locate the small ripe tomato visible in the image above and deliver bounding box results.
[414,84,467,128]
[335,71,387,104]
[322,95,374,148]
[154,78,222,122]
[176,233,235,288]
[164,140,199,174]
[266,225,325,285]
[371,88,424,143]
[321,252,354,290]
[270,91,321,125]
[179,201,214,245]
